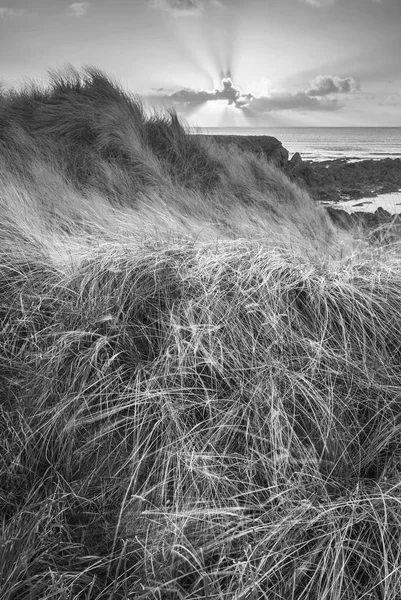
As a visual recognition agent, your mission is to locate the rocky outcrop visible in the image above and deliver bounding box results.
[289,152,303,168]
[325,206,355,229]
[294,157,401,203]
[196,135,289,168]
[200,134,401,209]
[326,205,401,233]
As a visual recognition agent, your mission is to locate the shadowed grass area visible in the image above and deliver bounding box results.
[1,68,401,599]
[0,66,334,248]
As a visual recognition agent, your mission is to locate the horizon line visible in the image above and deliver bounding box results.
[190,125,401,129]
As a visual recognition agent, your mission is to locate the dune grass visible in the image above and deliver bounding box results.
[1,68,401,599]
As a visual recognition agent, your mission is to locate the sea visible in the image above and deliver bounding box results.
[192,127,401,163]
[192,126,401,213]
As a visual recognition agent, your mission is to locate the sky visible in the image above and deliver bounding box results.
[0,0,401,127]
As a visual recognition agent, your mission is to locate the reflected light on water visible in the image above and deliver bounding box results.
[334,192,401,214]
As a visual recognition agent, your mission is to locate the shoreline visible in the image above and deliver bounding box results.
[192,133,401,217]
[322,191,401,214]
[191,127,401,163]
[288,156,401,204]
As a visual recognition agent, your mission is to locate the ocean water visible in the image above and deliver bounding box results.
[193,127,401,162]
[334,192,401,215]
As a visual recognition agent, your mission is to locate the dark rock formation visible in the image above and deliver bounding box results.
[195,135,289,168]
[326,205,401,233]
[289,152,303,168]
[295,157,401,203]
[325,206,355,229]
[288,152,316,187]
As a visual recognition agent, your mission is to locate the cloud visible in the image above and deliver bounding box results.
[297,0,335,6]
[147,72,359,116]
[68,2,90,16]
[0,7,24,17]
[149,78,341,113]
[307,75,358,96]
[245,91,339,113]
[246,75,358,113]
[169,87,213,104]
[378,93,401,106]
[148,0,222,16]
[166,78,252,107]
[298,0,382,5]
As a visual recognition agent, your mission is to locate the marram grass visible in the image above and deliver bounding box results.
[1,68,401,600]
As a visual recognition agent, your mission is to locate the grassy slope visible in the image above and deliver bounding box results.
[1,68,401,600]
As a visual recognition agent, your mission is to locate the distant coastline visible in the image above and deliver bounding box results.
[193,126,401,129]
[191,126,401,163]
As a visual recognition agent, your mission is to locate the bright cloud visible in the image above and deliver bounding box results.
[0,7,24,17]
[148,0,222,16]
[68,2,90,16]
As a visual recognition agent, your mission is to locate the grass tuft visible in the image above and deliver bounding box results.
[1,67,401,599]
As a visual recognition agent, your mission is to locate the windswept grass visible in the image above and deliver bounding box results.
[0,66,334,249]
[1,68,401,599]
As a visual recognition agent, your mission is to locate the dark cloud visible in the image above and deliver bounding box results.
[169,88,214,105]
[169,78,252,107]
[149,74,357,114]
[307,75,358,96]
[215,78,252,105]
[245,91,339,113]
[148,0,222,16]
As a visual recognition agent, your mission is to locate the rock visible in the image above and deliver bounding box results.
[194,134,289,168]
[289,152,303,168]
[325,206,354,229]
[375,206,392,220]
[300,158,401,204]
[326,205,399,231]
[272,144,290,168]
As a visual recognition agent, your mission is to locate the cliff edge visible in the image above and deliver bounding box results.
[195,134,289,169]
